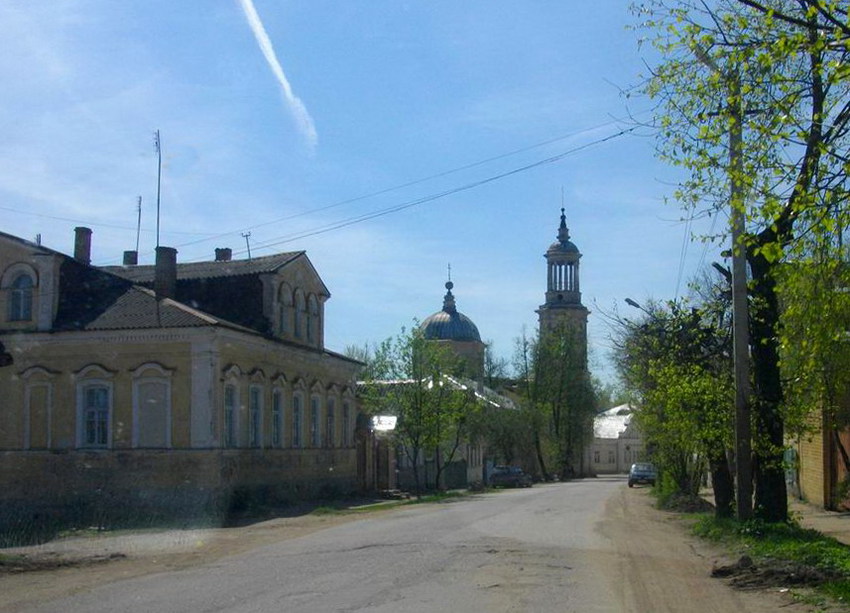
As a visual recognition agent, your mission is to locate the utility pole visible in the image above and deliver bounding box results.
[242,232,252,260]
[694,46,752,520]
[154,130,162,248]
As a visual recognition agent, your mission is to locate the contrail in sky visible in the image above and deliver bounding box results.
[238,0,318,150]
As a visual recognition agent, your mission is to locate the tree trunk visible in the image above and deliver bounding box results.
[709,448,735,518]
[534,430,548,480]
[748,252,788,523]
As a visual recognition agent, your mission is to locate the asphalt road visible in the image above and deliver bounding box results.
[14,476,806,613]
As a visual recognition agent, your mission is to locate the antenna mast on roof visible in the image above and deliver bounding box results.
[153,129,162,248]
[135,196,142,254]
[242,232,252,260]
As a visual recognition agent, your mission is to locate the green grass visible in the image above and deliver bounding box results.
[692,514,850,605]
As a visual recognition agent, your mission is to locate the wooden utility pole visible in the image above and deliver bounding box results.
[728,73,753,521]
[694,47,752,520]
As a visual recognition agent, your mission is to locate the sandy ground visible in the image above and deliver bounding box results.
[0,488,826,612]
[0,509,375,612]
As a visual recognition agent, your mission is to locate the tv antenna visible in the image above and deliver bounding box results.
[153,130,162,247]
[242,232,252,260]
[135,196,142,254]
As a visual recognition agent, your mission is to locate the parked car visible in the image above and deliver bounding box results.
[628,463,657,488]
[490,465,533,488]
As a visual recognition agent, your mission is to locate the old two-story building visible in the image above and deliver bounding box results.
[0,228,362,531]
[585,404,645,475]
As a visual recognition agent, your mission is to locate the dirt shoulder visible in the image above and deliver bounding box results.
[0,508,385,612]
[599,486,820,612]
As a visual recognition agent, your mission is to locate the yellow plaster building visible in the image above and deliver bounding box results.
[0,229,362,529]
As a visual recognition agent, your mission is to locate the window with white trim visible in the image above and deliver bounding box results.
[9,273,34,321]
[294,291,305,339]
[249,386,262,448]
[292,394,303,448]
[325,397,335,448]
[310,396,321,447]
[224,384,237,448]
[272,389,283,447]
[278,283,293,336]
[307,294,319,344]
[342,402,351,447]
[81,384,110,448]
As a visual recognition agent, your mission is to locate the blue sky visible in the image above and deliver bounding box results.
[1,1,722,383]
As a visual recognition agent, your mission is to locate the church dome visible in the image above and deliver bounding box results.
[420,281,482,342]
[548,238,579,254]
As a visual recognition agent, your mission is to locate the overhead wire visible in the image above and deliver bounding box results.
[222,126,639,258]
[171,115,647,252]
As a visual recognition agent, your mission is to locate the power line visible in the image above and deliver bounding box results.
[228,126,638,257]
[171,116,644,252]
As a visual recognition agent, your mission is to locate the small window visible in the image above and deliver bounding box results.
[342,402,351,447]
[593,450,600,464]
[278,283,293,336]
[9,273,34,321]
[249,386,262,448]
[310,397,321,447]
[326,397,335,448]
[307,295,319,344]
[272,389,283,447]
[81,384,110,448]
[294,291,306,339]
[292,394,302,448]
[224,384,237,448]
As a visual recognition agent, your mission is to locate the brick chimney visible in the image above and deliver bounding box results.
[74,227,92,264]
[215,248,232,262]
[154,246,178,299]
[123,250,138,266]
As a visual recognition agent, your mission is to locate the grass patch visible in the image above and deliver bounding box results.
[692,513,850,603]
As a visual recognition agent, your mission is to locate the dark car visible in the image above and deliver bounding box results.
[628,463,657,488]
[490,465,533,488]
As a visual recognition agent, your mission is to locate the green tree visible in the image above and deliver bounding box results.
[614,296,735,517]
[360,326,476,496]
[511,326,596,479]
[634,0,850,521]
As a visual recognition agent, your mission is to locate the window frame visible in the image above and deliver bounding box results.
[248,384,263,448]
[292,393,303,448]
[224,383,239,448]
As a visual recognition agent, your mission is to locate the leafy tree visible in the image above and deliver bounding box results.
[360,326,476,496]
[614,295,736,517]
[511,326,596,479]
[779,252,850,504]
[633,0,850,521]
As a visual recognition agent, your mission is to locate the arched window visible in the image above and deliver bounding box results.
[278,283,293,336]
[294,290,306,339]
[292,393,303,448]
[9,273,34,321]
[132,363,173,449]
[307,294,319,344]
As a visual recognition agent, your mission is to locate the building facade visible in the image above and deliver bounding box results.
[0,229,362,531]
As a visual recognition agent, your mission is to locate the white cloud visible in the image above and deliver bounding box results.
[237,0,318,152]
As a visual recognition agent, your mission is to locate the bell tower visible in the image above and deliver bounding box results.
[536,207,589,366]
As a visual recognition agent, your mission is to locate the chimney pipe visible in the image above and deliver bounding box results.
[215,248,232,262]
[123,250,138,266]
[154,246,178,300]
[74,227,92,264]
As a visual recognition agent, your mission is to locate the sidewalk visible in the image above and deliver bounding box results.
[791,498,850,545]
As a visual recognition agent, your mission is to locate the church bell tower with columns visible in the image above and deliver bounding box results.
[536,208,589,367]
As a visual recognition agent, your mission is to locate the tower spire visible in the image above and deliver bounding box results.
[558,207,570,243]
